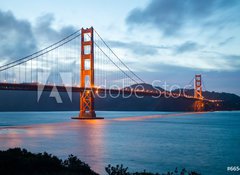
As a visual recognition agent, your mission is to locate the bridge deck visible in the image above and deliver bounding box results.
[0,82,221,103]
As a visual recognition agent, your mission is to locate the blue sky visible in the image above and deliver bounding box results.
[0,0,240,95]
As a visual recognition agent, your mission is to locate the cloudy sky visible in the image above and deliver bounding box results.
[1,0,240,95]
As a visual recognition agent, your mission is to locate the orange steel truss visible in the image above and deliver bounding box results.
[79,27,96,118]
[194,74,204,111]
[194,74,203,100]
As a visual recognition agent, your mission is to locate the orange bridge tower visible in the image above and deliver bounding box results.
[193,74,204,111]
[72,27,103,119]
[194,74,203,99]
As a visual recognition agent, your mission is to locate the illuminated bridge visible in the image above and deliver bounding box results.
[0,27,222,119]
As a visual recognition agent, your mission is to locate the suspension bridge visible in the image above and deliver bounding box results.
[0,27,222,119]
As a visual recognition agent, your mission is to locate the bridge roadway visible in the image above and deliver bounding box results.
[0,82,220,103]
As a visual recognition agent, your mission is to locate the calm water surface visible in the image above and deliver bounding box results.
[0,111,239,175]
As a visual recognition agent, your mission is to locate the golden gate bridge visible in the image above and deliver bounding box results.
[0,27,222,119]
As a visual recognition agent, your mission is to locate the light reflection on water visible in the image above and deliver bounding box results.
[0,111,240,175]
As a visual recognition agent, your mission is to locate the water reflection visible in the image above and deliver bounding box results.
[0,128,24,148]
[74,120,106,172]
[0,111,239,175]
[0,119,107,174]
[112,112,204,121]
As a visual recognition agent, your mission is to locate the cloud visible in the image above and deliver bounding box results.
[134,62,240,95]
[34,14,76,44]
[218,36,234,46]
[106,39,240,72]
[0,10,37,62]
[174,41,201,54]
[0,10,77,64]
[107,40,169,56]
[126,0,240,36]
[133,49,240,73]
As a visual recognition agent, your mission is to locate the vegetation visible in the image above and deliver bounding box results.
[0,148,98,175]
[0,148,200,175]
[105,164,200,175]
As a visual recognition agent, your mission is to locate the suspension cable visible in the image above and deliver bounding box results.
[0,29,81,70]
[0,34,81,72]
[94,29,145,84]
[94,41,139,84]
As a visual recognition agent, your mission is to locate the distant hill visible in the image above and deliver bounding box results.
[128,83,240,104]
[128,83,240,110]
[126,83,165,92]
[124,83,240,111]
[0,83,239,111]
[173,88,240,110]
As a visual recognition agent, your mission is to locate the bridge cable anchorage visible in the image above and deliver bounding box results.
[0,34,81,72]
[93,29,146,84]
